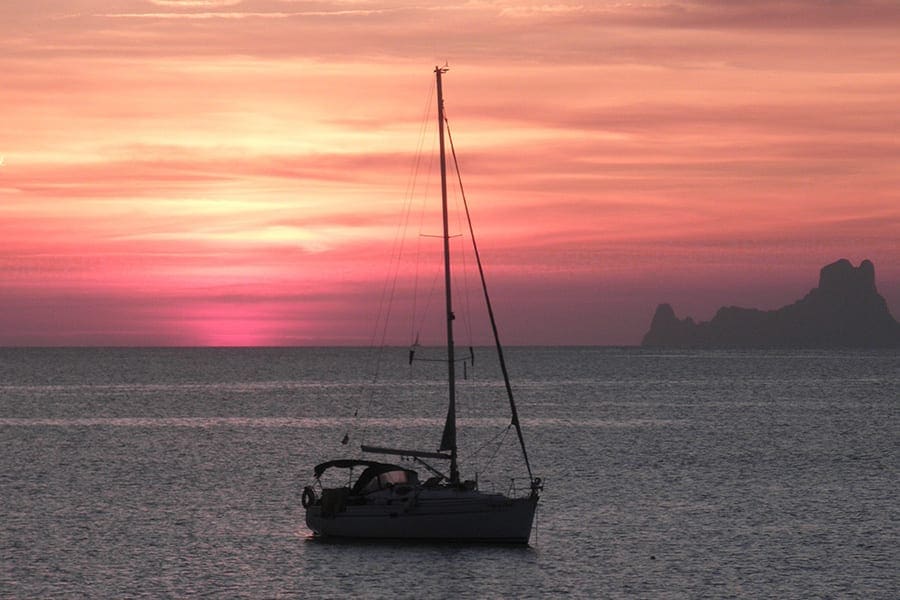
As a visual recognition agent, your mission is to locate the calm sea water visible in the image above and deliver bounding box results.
[1,347,897,598]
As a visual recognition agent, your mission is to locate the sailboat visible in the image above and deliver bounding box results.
[303,66,542,544]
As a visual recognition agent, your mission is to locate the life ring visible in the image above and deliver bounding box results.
[301,486,316,509]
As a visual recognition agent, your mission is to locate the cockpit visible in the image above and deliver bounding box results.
[313,459,419,496]
[353,465,419,495]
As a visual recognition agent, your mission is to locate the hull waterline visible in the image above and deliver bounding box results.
[306,490,537,544]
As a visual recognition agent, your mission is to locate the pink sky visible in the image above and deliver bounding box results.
[2,0,899,346]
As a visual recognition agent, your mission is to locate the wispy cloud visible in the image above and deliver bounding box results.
[1,0,898,344]
[100,0,397,20]
[149,0,244,7]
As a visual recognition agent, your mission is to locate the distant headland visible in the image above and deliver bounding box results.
[642,259,900,348]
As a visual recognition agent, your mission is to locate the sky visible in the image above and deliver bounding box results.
[2,0,899,346]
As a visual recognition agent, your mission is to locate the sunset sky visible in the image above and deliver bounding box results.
[2,0,899,346]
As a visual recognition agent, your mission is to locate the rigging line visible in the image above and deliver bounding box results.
[370,79,435,395]
[413,266,442,349]
[475,424,512,480]
[349,78,436,449]
[411,106,445,349]
[355,212,410,447]
[445,119,535,482]
[446,118,476,360]
[470,423,512,461]
[410,79,437,346]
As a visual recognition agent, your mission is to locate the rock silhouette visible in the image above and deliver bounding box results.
[642,259,900,348]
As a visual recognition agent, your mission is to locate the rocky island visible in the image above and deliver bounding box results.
[642,259,900,348]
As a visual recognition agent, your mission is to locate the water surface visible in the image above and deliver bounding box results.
[1,347,897,598]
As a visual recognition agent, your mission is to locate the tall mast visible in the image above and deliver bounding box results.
[435,65,459,485]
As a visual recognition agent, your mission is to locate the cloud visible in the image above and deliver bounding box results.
[6,0,898,69]
[1,0,898,344]
[97,11,299,19]
[638,0,900,30]
[149,0,243,8]
[149,0,244,7]
[99,0,397,20]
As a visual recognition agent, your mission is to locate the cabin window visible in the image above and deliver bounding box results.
[378,471,410,487]
[355,468,418,494]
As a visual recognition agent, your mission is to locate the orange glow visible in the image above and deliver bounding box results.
[2,1,899,345]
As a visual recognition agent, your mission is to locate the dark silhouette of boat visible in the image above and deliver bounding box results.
[303,67,542,544]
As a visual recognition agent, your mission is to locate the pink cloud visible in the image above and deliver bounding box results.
[1,0,898,345]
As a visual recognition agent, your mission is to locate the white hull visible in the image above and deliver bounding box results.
[306,488,537,544]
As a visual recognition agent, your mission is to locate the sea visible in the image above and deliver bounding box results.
[1,347,897,599]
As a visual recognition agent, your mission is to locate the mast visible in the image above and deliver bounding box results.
[435,65,459,485]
